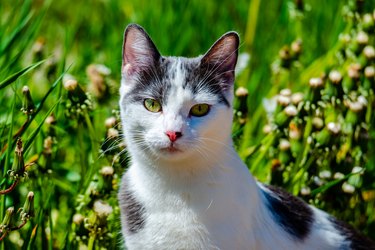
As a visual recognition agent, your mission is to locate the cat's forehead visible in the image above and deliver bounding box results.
[122,56,229,107]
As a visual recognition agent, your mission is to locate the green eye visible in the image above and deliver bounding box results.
[190,104,210,117]
[144,98,162,113]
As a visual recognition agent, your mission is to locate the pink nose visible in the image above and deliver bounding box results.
[166,131,182,142]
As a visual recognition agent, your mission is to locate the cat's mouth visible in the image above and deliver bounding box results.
[160,144,182,154]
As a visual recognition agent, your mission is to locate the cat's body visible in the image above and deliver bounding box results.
[118,24,375,250]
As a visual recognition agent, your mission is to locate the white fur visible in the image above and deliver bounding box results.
[119,59,349,250]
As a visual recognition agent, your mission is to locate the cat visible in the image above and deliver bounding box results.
[118,23,375,250]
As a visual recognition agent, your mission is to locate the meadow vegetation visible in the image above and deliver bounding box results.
[0,0,374,249]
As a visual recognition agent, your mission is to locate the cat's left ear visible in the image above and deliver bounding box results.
[122,24,161,77]
[201,32,239,85]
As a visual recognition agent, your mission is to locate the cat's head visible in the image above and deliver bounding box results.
[120,24,239,163]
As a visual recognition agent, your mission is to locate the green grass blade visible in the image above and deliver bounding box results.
[0,60,45,90]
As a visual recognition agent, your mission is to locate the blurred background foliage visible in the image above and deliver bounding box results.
[0,0,374,249]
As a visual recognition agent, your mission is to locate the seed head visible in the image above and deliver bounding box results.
[1,207,15,230]
[352,166,363,174]
[93,200,113,218]
[327,122,341,134]
[21,191,35,221]
[73,214,85,225]
[339,33,351,45]
[235,87,248,97]
[105,117,117,128]
[348,101,364,112]
[100,166,114,177]
[21,86,35,115]
[45,115,56,125]
[356,31,369,45]
[342,182,355,194]
[291,39,302,54]
[263,124,272,134]
[328,70,343,84]
[364,66,375,78]
[284,105,298,117]
[312,117,324,129]
[309,77,324,88]
[276,95,291,106]
[300,187,311,196]
[333,172,345,180]
[107,128,119,138]
[280,88,292,97]
[279,139,291,151]
[291,92,304,104]
[9,138,25,178]
[319,170,332,179]
[347,64,361,79]
[363,46,375,59]
[63,79,78,91]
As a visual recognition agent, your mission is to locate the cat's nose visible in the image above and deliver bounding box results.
[165,131,182,142]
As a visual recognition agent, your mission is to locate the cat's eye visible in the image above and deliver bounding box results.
[190,104,210,117]
[144,98,162,113]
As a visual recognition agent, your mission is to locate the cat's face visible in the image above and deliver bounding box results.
[120,24,239,162]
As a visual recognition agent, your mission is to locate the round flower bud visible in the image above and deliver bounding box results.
[284,105,298,117]
[347,64,361,79]
[276,95,291,106]
[364,66,375,78]
[235,87,248,97]
[105,117,117,128]
[93,200,113,218]
[328,70,342,84]
[291,92,304,104]
[63,79,78,91]
[300,187,311,196]
[319,170,332,179]
[356,31,369,45]
[309,77,324,88]
[342,182,355,194]
[333,172,345,180]
[363,45,375,59]
[327,122,341,134]
[280,88,292,97]
[100,166,114,176]
[279,139,291,151]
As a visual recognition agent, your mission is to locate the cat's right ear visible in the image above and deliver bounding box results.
[122,24,160,77]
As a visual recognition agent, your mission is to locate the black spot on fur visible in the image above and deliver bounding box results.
[262,185,313,241]
[328,216,375,250]
[119,178,146,234]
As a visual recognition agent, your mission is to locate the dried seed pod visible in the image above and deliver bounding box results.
[363,46,375,60]
[8,138,25,179]
[342,182,355,194]
[21,86,35,115]
[356,31,369,46]
[0,207,15,231]
[235,87,248,117]
[86,64,111,100]
[291,39,302,58]
[21,192,35,221]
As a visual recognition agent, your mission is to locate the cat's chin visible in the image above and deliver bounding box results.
[156,145,191,160]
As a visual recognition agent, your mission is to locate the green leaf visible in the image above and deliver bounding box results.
[0,60,45,90]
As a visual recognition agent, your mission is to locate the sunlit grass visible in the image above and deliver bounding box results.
[0,0,374,249]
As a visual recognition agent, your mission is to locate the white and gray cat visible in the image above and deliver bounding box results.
[118,24,375,250]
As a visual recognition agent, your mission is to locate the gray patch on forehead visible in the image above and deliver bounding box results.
[123,56,231,107]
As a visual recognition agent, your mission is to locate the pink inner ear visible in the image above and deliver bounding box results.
[202,33,239,73]
[122,25,161,76]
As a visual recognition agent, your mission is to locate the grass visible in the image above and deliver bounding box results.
[0,0,374,249]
